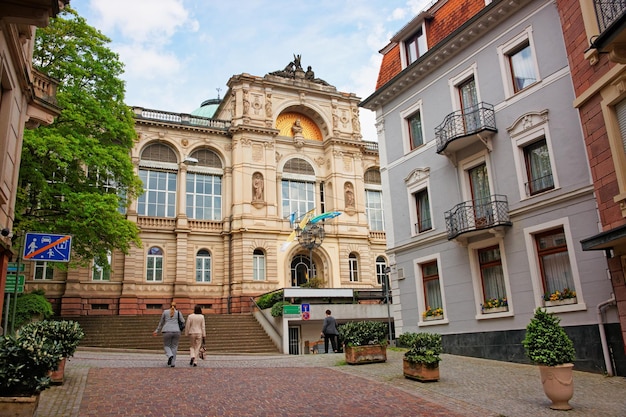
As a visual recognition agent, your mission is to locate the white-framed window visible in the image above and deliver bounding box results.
[137,169,177,217]
[348,253,359,282]
[281,158,316,218]
[196,249,211,283]
[468,239,513,318]
[508,110,559,199]
[375,256,387,285]
[449,65,481,113]
[92,251,111,281]
[253,249,266,281]
[403,25,427,66]
[146,246,163,282]
[524,218,586,312]
[405,168,432,236]
[365,168,384,230]
[186,173,222,220]
[33,261,54,280]
[414,254,448,326]
[497,28,540,98]
[400,99,426,154]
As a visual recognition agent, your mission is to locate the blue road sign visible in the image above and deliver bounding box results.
[301,303,310,313]
[23,233,72,262]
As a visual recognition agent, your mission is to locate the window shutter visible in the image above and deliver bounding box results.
[616,99,626,153]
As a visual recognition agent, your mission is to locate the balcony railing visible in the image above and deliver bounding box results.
[594,0,626,32]
[444,194,512,240]
[133,107,231,130]
[435,102,497,154]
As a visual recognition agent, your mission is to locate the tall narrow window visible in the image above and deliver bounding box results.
[524,138,554,195]
[33,261,54,280]
[375,256,387,285]
[415,189,432,233]
[196,250,211,283]
[478,246,506,303]
[508,41,537,93]
[253,249,266,281]
[93,251,111,281]
[146,247,163,282]
[535,228,575,299]
[365,168,384,230]
[422,261,442,313]
[349,253,359,282]
[408,110,424,149]
[405,27,427,64]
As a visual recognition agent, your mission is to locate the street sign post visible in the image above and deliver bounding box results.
[4,275,25,293]
[22,232,72,262]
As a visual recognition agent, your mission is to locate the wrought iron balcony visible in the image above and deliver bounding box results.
[591,0,626,62]
[444,194,512,240]
[435,102,497,154]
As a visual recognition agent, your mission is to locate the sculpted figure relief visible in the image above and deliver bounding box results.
[253,173,264,201]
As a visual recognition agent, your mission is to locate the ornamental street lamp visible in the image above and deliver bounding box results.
[296,223,325,284]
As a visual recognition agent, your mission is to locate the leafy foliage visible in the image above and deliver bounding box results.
[0,326,63,396]
[522,308,575,366]
[20,320,84,358]
[543,288,576,301]
[338,321,387,347]
[403,332,443,368]
[397,332,419,348]
[11,291,54,329]
[300,277,325,288]
[256,290,284,310]
[15,7,142,267]
[270,301,291,317]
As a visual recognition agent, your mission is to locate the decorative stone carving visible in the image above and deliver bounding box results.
[253,172,264,201]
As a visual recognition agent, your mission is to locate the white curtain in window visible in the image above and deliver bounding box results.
[482,265,506,300]
[425,279,442,309]
[541,252,573,293]
[511,45,536,91]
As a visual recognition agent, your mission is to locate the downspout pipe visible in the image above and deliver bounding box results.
[597,294,616,376]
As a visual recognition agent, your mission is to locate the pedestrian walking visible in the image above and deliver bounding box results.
[321,309,339,353]
[185,304,206,366]
[153,301,184,367]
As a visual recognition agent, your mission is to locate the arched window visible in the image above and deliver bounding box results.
[186,149,223,220]
[349,253,359,282]
[290,254,315,287]
[146,247,163,282]
[196,249,211,283]
[253,249,266,281]
[375,256,387,285]
[282,158,315,218]
[138,144,178,217]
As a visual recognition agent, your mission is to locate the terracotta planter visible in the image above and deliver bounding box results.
[49,357,67,385]
[0,395,40,417]
[344,344,387,364]
[403,358,439,381]
[538,363,574,410]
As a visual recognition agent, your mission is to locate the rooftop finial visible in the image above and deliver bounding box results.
[216,87,222,100]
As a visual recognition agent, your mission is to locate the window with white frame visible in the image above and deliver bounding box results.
[498,28,540,98]
[365,168,384,231]
[414,188,432,233]
[477,245,507,305]
[421,261,443,316]
[186,173,222,220]
[400,100,425,154]
[196,249,211,283]
[33,261,54,280]
[405,167,432,236]
[92,251,111,281]
[348,253,359,282]
[509,110,558,199]
[138,143,178,218]
[375,256,387,285]
[146,246,163,282]
[281,158,316,218]
[405,26,427,65]
[253,249,266,281]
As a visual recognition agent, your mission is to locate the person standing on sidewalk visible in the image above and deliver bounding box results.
[321,309,339,353]
[185,305,206,366]
[153,301,184,367]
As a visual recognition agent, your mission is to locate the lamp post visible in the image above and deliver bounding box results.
[383,266,393,343]
[296,223,325,284]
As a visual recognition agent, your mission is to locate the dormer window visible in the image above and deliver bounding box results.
[406,27,427,65]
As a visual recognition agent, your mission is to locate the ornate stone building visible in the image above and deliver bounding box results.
[27,58,387,316]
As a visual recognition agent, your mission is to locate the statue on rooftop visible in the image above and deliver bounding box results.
[269,54,330,85]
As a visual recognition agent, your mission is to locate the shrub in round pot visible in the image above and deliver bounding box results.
[402,332,442,382]
[522,307,576,410]
[338,321,388,364]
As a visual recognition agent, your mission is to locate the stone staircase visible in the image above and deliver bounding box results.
[68,314,279,354]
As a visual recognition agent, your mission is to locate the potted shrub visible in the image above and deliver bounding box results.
[402,332,442,382]
[338,321,387,364]
[0,328,63,416]
[522,307,576,410]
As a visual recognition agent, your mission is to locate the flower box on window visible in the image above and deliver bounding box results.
[421,307,443,322]
[424,315,444,322]
[482,306,508,314]
[544,297,577,307]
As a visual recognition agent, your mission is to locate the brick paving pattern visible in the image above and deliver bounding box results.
[35,349,626,417]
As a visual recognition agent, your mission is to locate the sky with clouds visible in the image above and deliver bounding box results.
[72,0,431,141]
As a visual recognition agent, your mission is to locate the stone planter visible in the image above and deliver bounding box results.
[544,298,576,307]
[482,306,508,314]
[0,395,40,417]
[49,357,67,385]
[403,358,439,382]
[538,363,574,410]
[344,344,387,364]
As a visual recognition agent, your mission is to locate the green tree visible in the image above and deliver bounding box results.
[15,7,142,267]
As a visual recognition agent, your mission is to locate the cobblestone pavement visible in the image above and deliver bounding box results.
[34,348,626,417]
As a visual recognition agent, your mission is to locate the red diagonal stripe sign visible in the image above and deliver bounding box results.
[24,235,71,259]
